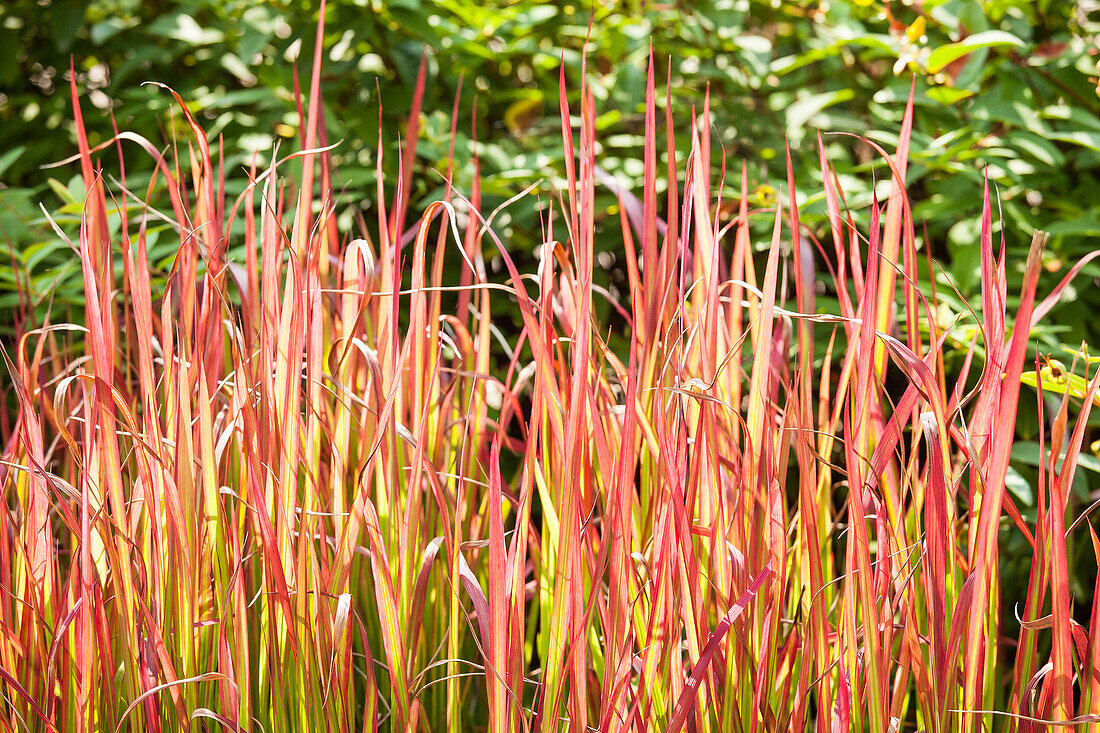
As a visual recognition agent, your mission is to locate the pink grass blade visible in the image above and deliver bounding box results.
[962,231,1048,729]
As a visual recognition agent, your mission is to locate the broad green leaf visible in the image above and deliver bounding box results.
[152,13,224,46]
[926,86,973,105]
[219,54,256,86]
[927,31,1026,72]
[0,146,25,178]
[1047,131,1100,153]
[46,178,76,206]
[1019,362,1099,406]
[1007,131,1065,167]
[1045,212,1100,237]
[786,89,855,134]
[1004,465,1034,505]
[90,17,137,45]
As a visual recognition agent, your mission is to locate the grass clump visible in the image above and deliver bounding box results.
[2,9,1099,733]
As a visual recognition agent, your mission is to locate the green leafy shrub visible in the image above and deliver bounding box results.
[2,0,1098,346]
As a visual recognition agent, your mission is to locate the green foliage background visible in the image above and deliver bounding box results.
[1,0,1098,350]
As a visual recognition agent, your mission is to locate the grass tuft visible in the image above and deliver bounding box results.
[3,21,1100,733]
